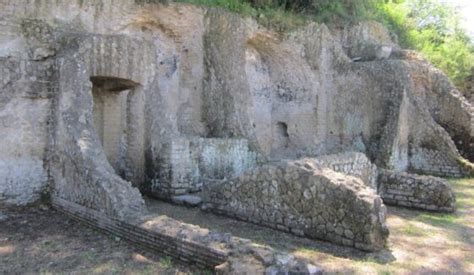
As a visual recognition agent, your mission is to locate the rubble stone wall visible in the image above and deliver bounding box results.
[202,160,389,251]
[51,196,321,274]
[1,1,472,210]
[378,170,456,212]
[304,152,378,189]
[410,148,464,177]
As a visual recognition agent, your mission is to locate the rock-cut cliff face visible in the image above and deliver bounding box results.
[0,1,472,216]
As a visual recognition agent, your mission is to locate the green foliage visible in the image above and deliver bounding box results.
[158,256,173,269]
[175,0,307,31]
[176,0,256,16]
[375,0,474,91]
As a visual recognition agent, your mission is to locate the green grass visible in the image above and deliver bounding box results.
[415,213,457,227]
[401,223,427,237]
[158,256,173,269]
[177,0,309,32]
[83,251,97,262]
[176,0,256,16]
[292,177,474,274]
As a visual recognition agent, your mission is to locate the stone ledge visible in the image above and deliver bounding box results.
[51,197,227,268]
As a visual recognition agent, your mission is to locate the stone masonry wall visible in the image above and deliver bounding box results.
[378,170,456,212]
[51,196,322,274]
[304,152,378,189]
[151,138,259,197]
[410,147,464,177]
[202,160,389,251]
[1,0,471,210]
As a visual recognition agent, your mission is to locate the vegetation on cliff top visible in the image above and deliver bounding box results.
[173,0,473,96]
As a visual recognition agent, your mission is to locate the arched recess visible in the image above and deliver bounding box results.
[90,76,146,186]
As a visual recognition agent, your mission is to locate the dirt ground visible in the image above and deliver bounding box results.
[1,178,472,274]
[148,178,474,274]
[0,206,205,274]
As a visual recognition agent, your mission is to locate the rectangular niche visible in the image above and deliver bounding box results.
[90,76,145,186]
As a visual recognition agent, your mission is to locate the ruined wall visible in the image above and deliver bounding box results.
[51,196,321,274]
[202,160,389,251]
[302,152,378,189]
[378,170,456,212]
[0,0,471,264]
[0,0,471,213]
[0,1,209,211]
[409,148,465,177]
[151,138,259,197]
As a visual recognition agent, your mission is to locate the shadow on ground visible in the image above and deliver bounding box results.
[146,177,474,274]
[1,178,472,274]
[0,206,207,274]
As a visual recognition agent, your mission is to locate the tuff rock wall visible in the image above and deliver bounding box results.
[0,0,472,221]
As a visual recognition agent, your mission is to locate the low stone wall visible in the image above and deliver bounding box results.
[51,196,321,274]
[378,170,456,212]
[151,138,259,197]
[409,148,465,177]
[306,152,378,189]
[202,159,389,251]
[51,197,226,268]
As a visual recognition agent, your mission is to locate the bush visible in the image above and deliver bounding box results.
[376,0,474,91]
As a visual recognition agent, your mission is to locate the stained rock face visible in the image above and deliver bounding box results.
[0,0,471,255]
[202,160,389,251]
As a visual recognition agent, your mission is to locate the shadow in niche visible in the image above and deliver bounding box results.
[275,121,290,149]
[90,76,142,183]
[270,121,296,160]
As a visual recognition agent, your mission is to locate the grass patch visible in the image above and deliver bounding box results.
[83,251,97,262]
[158,256,173,269]
[449,178,474,210]
[176,0,256,16]
[415,213,458,227]
[176,0,309,32]
[192,270,214,275]
[400,223,427,237]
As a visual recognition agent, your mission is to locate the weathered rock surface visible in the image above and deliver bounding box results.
[0,1,471,209]
[0,1,471,269]
[202,159,389,251]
